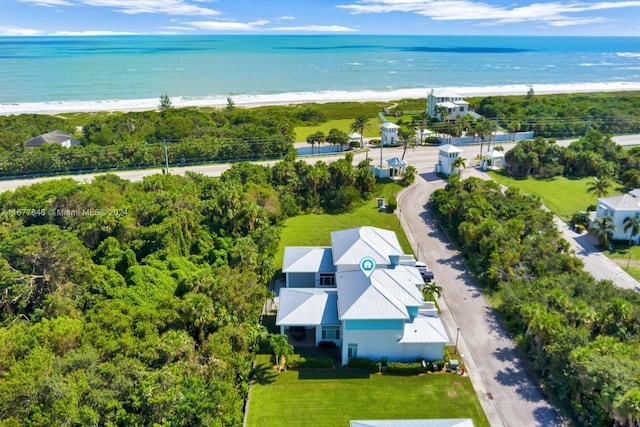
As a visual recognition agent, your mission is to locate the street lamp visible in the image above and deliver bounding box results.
[455,327,460,354]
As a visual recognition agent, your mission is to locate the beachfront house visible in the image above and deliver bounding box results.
[593,189,640,243]
[276,226,450,366]
[426,89,471,122]
[436,144,463,175]
[23,130,80,149]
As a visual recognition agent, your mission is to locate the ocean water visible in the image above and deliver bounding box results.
[1,35,639,114]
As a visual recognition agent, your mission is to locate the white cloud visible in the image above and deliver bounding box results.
[19,0,221,16]
[269,25,357,32]
[18,0,72,5]
[52,30,140,35]
[185,20,270,31]
[276,16,296,20]
[0,25,46,36]
[337,0,640,26]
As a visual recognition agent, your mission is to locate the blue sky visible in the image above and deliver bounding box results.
[2,0,640,36]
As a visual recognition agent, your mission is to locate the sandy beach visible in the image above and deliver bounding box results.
[1,82,640,116]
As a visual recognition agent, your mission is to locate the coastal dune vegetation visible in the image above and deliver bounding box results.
[2,92,640,177]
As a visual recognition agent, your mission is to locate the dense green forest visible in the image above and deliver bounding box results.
[0,155,377,425]
[430,176,640,426]
[502,129,640,189]
[470,91,640,138]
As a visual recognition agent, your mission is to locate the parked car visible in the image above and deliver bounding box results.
[415,262,434,282]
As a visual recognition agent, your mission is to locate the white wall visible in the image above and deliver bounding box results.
[341,329,444,365]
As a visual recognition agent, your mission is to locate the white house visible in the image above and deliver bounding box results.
[593,189,640,243]
[380,122,400,146]
[426,89,470,122]
[24,130,80,149]
[276,226,450,366]
[436,144,463,175]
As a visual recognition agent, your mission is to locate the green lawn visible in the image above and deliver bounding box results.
[604,245,640,282]
[247,355,490,427]
[294,119,381,142]
[274,183,410,269]
[486,172,622,222]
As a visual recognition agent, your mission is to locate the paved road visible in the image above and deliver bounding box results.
[1,134,638,193]
[397,168,565,427]
[556,218,639,291]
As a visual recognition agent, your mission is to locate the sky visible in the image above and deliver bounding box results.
[2,0,640,37]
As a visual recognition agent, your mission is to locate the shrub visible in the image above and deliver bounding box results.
[348,357,381,372]
[387,362,424,375]
[387,195,398,212]
[287,356,334,369]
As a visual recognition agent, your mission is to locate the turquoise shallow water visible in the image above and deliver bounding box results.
[0,35,639,108]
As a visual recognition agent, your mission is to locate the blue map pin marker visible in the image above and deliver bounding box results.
[359,256,376,278]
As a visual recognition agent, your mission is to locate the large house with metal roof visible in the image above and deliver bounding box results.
[276,226,449,366]
[593,189,640,243]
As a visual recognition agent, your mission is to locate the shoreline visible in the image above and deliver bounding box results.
[2,82,640,116]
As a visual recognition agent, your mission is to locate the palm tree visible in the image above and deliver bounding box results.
[451,156,466,174]
[350,116,370,148]
[591,216,615,249]
[435,105,448,122]
[398,128,415,160]
[623,215,640,246]
[422,281,442,300]
[269,333,293,372]
[586,176,612,199]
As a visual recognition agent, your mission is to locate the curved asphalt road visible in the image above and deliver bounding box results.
[397,169,566,427]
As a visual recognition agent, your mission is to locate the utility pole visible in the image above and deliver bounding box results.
[163,139,170,174]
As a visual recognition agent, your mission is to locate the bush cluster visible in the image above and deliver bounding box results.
[386,362,424,375]
[347,357,381,372]
[287,356,334,369]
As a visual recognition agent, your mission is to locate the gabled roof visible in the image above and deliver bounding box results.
[485,149,505,159]
[398,316,450,344]
[349,132,362,139]
[438,144,462,154]
[282,247,334,273]
[629,188,640,198]
[276,288,339,326]
[331,226,403,267]
[374,267,424,307]
[351,419,474,427]
[598,194,640,212]
[337,270,410,320]
[380,122,400,129]
[429,88,464,99]
[387,157,407,167]
[24,130,75,148]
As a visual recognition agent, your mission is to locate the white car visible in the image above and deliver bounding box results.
[415,261,434,282]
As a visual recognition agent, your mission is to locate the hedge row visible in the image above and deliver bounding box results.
[287,356,334,369]
[347,358,381,372]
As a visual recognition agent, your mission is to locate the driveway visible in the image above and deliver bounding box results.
[396,169,565,427]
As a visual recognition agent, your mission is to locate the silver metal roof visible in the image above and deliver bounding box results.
[331,227,403,267]
[398,316,450,344]
[282,247,335,273]
[276,288,339,326]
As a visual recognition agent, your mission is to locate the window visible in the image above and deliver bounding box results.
[322,326,340,340]
[319,273,335,287]
[348,343,358,358]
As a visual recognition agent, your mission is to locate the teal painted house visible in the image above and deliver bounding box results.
[276,226,449,365]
